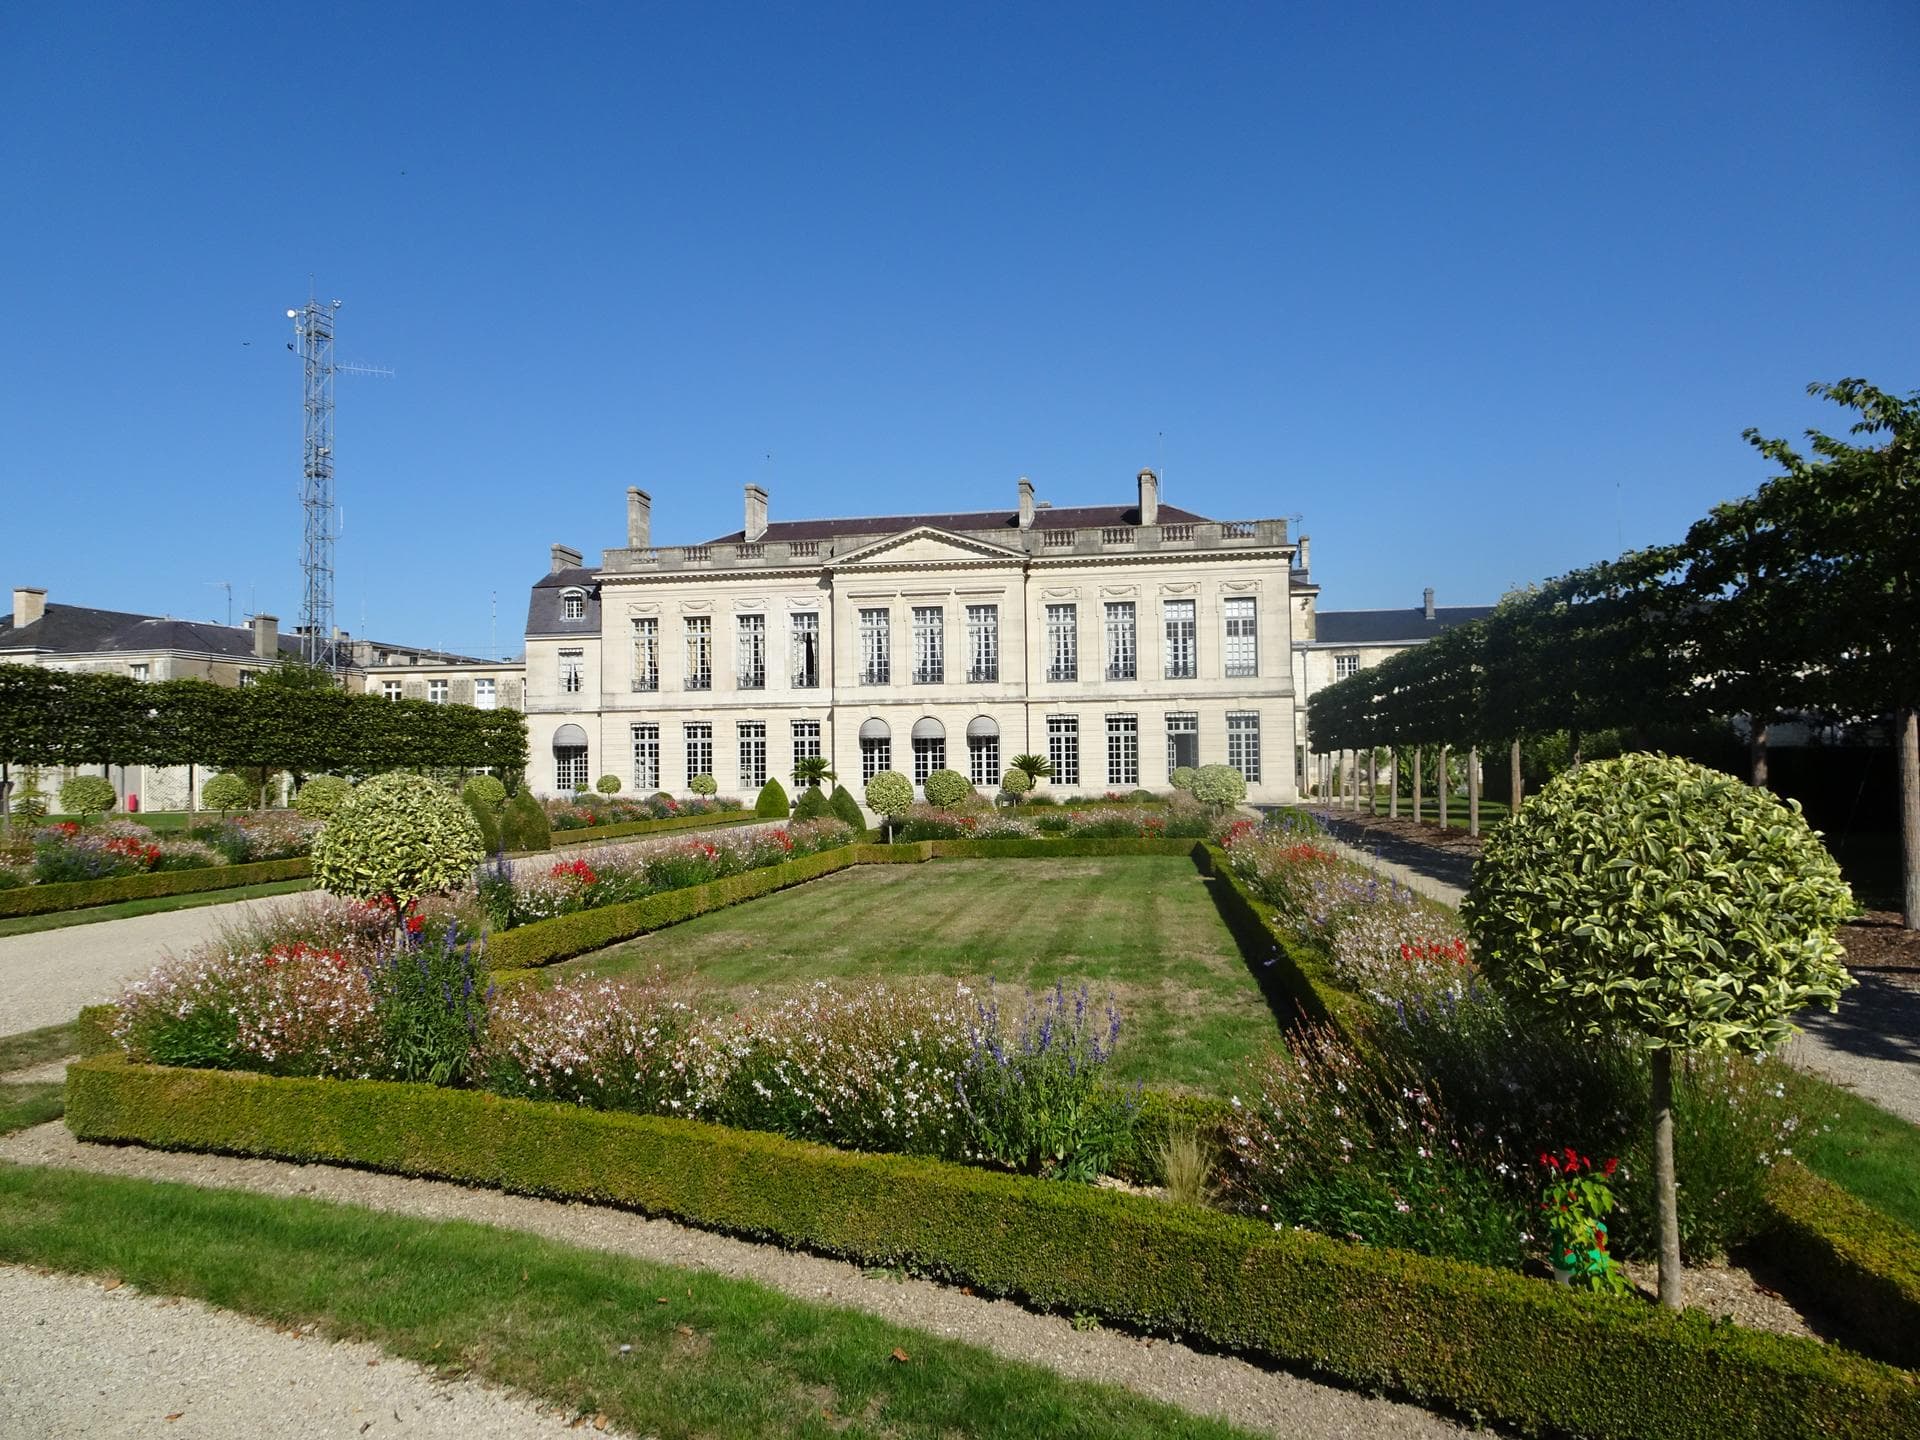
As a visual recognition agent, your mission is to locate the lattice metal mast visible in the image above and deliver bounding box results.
[289,296,341,669]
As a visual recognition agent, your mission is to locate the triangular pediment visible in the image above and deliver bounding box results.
[826,527,1025,569]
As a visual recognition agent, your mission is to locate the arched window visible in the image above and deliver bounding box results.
[910,717,946,785]
[965,716,1000,787]
[552,723,589,791]
[858,717,891,781]
[560,588,587,621]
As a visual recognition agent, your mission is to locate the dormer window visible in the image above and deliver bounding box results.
[561,589,587,621]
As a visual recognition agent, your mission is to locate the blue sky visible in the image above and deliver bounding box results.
[3,2,1914,658]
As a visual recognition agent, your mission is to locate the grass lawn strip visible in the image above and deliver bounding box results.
[562,856,1277,1092]
[0,877,312,937]
[0,1019,83,1074]
[0,1156,1323,1440]
[0,1082,62,1135]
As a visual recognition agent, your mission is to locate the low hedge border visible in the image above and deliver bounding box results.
[63,1053,1920,1440]
[547,810,757,848]
[0,858,312,918]
[1760,1161,1920,1368]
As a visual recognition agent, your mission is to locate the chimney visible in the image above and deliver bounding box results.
[626,488,652,548]
[550,543,583,575]
[1018,476,1035,529]
[12,587,46,628]
[251,613,278,660]
[1423,587,1436,621]
[1137,468,1160,527]
[1297,536,1311,573]
[743,484,769,543]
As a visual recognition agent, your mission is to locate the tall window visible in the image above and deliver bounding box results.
[1228,711,1262,783]
[861,733,891,781]
[859,608,890,685]
[428,679,448,704]
[1224,597,1258,677]
[555,744,588,792]
[559,648,584,694]
[474,677,497,710]
[1045,604,1077,682]
[1163,600,1196,679]
[684,722,713,784]
[381,680,402,702]
[561,590,586,620]
[736,614,767,689]
[684,617,712,690]
[1107,714,1139,786]
[791,720,821,774]
[791,612,820,688]
[1047,715,1079,787]
[913,733,946,785]
[631,618,659,692]
[738,721,767,789]
[1104,602,1136,681]
[968,729,1000,786]
[913,606,944,684]
[1166,712,1199,774]
[966,605,998,682]
[631,723,660,792]
[1334,653,1360,679]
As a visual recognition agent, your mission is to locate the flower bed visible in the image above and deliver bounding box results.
[546,809,757,849]
[544,793,746,832]
[894,800,1221,843]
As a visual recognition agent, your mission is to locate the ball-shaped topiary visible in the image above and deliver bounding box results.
[1190,764,1247,809]
[754,777,790,817]
[999,766,1032,798]
[461,775,507,811]
[1462,752,1857,1307]
[688,773,718,797]
[294,775,353,821]
[200,772,253,814]
[59,774,117,818]
[864,771,913,837]
[922,768,972,808]
[827,784,865,833]
[1169,766,1198,793]
[310,771,486,916]
[596,774,622,796]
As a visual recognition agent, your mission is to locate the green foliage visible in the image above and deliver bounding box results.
[792,755,834,789]
[463,791,501,854]
[595,774,621,795]
[199,772,252,814]
[793,785,831,820]
[1189,764,1247,809]
[1462,754,1857,1055]
[309,772,486,913]
[68,1054,1920,1440]
[461,775,507,810]
[1169,766,1198,793]
[498,786,551,853]
[922,768,972,808]
[1009,753,1053,785]
[688,773,718,797]
[0,860,311,919]
[999,766,1031,797]
[368,930,488,1086]
[864,771,913,818]
[59,774,118,817]
[292,775,352,821]
[754,778,790,817]
[827,784,865,833]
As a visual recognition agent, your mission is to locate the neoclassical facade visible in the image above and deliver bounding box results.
[524,473,1301,808]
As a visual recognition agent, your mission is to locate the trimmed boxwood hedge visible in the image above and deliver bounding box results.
[0,858,311,918]
[62,1053,1920,1440]
[544,809,757,849]
[1761,1160,1920,1369]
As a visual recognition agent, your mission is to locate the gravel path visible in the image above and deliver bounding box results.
[1,1124,1470,1440]
[0,895,296,1039]
[0,1265,608,1439]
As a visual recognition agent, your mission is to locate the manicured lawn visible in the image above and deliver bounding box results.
[0,1019,84,1073]
[0,1082,63,1136]
[552,857,1279,1093]
[1788,1072,1920,1233]
[0,1164,1250,1440]
[0,878,312,938]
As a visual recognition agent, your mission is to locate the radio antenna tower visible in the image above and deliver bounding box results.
[287,292,390,670]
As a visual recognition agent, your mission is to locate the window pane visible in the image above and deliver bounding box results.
[1046,604,1077,682]
[1228,711,1262,783]
[791,720,821,773]
[1046,715,1079,787]
[861,737,891,781]
[738,721,767,788]
[968,733,1000,786]
[791,613,820,688]
[559,648,584,695]
[1166,712,1198,775]
[1224,597,1257,678]
[860,608,890,685]
[684,619,712,690]
[1163,601,1196,679]
[631,618,659,692]
[685,722,713,783]
[912,736,946,784]
[966,605,998,682]
[631,723,660,791]
[1106,714,1139,787]
[913,606,944,684]
[1104,602,1136,681]
[737,614,767,689]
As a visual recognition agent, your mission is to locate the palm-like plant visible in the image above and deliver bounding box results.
[1009,753,1054,786]
[793,755,836,790]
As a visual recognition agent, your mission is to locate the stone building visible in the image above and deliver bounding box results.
[524,472,1302,807]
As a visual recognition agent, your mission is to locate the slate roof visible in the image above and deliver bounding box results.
[704,503,1211,545]
[525,568,602,637]
[1311,605,1496,646]
[0,603,301,661]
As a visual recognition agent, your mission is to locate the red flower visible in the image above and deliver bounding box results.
[1603,1157,1619,1177]
[406,914,425,934]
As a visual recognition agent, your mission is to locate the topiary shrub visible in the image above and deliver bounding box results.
[310,772,485,922]
[294,775,353,821]
[464,791,501,855]
[922,768,972,808]
[1190,764,1247,810]
[1128,789,1157,805]
[1169,766,1198,793]
[1462,752,1857,1309]
[827,784,865,833]
[754,778,790,817]
[998,767,1031,800]
[200,772,252,815]
[792,786,830,820]
[864,771,913,840]
[689,773,718,797]
[59,774,117,819]
[461,775,507,811]
[498,785,551,853]
[648,791,673,807]
[596,774,622,796]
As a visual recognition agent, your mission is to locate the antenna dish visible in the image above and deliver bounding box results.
[286,309,298,318]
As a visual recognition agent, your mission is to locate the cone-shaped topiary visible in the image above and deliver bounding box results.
[827,784,865,833]
[793,785,830,820]
[1190,764,1247,810]
[201,772,252,815]
[464,790,501,854]
[310,771,485,916]
[294,775,353,821]
[755,777,790,817]
[1462,752,1858,1310]
[58,774,117,818]
[498,785,552,853]
[922,768,972,808]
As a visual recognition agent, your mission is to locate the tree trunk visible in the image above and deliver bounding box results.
[1389,751,1399,819]
[1412,747,1423,825]
[1468,746,1480,838]
[1752,722,1770,789]
[186,762,197,817]
[1367,749,1377,816]
[1438,745,1450,830]
[1652,1049,1684,1310]
[1900,709,1920,931]
[1510,738,1524,813]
